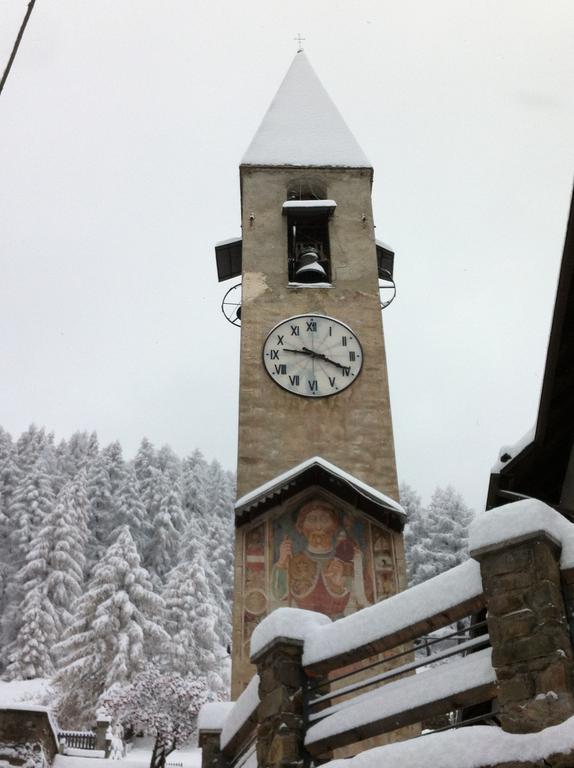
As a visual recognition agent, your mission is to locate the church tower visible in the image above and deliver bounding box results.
[217,52,407,696]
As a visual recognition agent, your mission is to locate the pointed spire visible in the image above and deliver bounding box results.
[242,52,371,169]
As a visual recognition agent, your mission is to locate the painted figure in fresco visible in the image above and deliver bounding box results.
[271,499,370,618]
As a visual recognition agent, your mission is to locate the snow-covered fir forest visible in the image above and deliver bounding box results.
[0,425,234,731]
[0,424,474,740]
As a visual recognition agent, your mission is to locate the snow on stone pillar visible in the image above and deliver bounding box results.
[470,500,574,733]
[250,608,331,768]
[94,710,112,756]
[198,704,231,768]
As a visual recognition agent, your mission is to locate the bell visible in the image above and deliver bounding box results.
[294,247,327,283]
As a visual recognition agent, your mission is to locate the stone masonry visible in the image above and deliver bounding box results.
[253,639,308,768]
[474,531,574,733]
[198,731,227,768]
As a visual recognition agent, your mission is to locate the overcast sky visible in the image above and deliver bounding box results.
[1,0,573,511]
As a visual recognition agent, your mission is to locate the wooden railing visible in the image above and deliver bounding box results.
[304,622,494,756]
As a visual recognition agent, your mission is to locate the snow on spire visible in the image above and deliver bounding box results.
[242,51,371,169]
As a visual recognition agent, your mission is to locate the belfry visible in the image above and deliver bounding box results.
[215,51,407,696]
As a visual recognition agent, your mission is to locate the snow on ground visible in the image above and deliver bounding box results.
[53,738,201,768]
[0,679,54,707]
[324,714,574,768]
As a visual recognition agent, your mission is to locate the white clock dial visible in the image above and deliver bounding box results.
[262,314,363,398]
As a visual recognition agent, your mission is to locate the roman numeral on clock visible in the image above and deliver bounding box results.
[270,350,279,360]
[306,320,317,332]
[329,376,336,387]
[274,364,287,375]
[342,367,351,377]
[308,380,318,393]
[290,325,300,336]
[289,375,300,386]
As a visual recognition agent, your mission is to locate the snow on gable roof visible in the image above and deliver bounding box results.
[491,426,536,474]
[242,52,371,169]
[235,456,405,528]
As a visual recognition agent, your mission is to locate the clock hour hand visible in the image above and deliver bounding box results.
[301,346,346,370]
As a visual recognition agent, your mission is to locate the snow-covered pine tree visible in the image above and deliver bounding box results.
[113,465,150,554]
[145,473,185,585]
[57,431,98,481]
[102,441,126,498]
[3,473,90,679]
[134,438,157,507]
[400,483,426,586]
[163,511,229,677]
[0,428,21,645]
[86,453,114,562]
[53,526,168,725]
[157,445,181,485]
[408,485,474,586]
[204,461,235,607]
[15,425,50,475]
[8,458,56,567]
[3,587,59,680]
[181,449,210,533]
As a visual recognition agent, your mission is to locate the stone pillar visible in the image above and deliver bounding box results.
[199,732,227,768]
[253,639,308,768]
[94,713,111,756]
[472,531,574,733]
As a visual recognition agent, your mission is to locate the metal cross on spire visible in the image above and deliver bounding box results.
[294,33,306,52]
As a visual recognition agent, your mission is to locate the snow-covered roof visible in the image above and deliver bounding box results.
[215,236,242,248]
[491,426,535,473]
[234,456,405,527]
[242,52,371,169]
[375,239,394,252]
[282,199,337,211]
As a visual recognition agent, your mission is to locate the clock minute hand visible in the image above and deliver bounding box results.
[283,347,314,356]
[301,346,346,370]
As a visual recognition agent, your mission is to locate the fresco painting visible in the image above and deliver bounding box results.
[241,498,398,654]
[242,523,267,652]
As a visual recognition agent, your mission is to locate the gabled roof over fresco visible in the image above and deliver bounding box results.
[235,456,405,531]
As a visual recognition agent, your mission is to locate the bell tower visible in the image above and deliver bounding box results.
[216,52,407,696]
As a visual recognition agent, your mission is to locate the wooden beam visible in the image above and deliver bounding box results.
[304,593,486,677]
[305,679,496,756]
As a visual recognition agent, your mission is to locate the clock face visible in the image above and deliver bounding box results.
[262,314,363,398]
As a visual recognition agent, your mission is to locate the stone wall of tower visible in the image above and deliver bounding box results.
[231,165,406,696]
[236,166,398,500]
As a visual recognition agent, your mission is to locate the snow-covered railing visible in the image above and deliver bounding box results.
[198,679,259,768]
[300,561,492,756]
[200,500,574,768]
[57,730,97,750]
